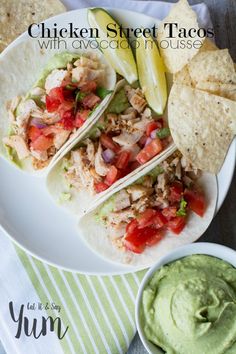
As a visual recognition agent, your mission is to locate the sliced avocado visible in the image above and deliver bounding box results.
[95,194,116,222]
[5,145,22,168]
[135,165,164,185]
[106,88,130,114]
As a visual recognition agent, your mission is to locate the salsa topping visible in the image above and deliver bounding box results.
[96,152,205,254]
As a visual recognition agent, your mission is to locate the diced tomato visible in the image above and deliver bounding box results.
[59,109,75,130]
[116,151,131,170]
[146,120,163,137]
[31,135,53,152]
[137,209,157,228]
[168,216,186,234]
[126,219,139,234]
[100,134,120,153]
[146,121,159,137]
[104,166,119,186]
[136,138,163,164]
[146,229,164,246]
[116,165,133,180]
[42,126,62,136]
[28,126,42,142]
[129,161,141,172]
[152,211,168,229]
[124,237,145,253]
[62,89,75,101]
[157,118,164,127]
[162,207,177,220]
[94,182,109,193]
[124,227,161,254]
[81,93,101,109]
[80,81,97,93]
[57,101,75,118]
[49,87,65,102]
[169,181,183,203]
[138,134,148,147]
[74,110,90,128]
[46,95,61,112]
[184,189,206,217]
[46,87,75,112]
[61,78,77,89]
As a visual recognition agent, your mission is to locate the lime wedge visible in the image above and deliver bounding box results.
[136,33,167,114]
[88,8,138,84]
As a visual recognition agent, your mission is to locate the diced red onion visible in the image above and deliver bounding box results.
[102,148,115,163]
[30,118,47,129]
[145,137,153,146]
[150,129,158,139]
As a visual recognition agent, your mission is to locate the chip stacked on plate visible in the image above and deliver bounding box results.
[158,0,236,174]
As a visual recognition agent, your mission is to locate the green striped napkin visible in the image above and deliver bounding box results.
[16,246,146,354]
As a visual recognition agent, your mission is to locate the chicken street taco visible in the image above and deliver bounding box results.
[46,79,175,214]
[78,151,217,267]
[0,39,116,173]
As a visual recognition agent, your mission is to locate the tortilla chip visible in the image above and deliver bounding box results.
[199,38,218,52]
[157,0,204,73]
[173,65,193,86]
[196,81,236,101]
[0,0,66,52]
[168,84,236,174]
[188,49,236,85]
[173,39,217,86]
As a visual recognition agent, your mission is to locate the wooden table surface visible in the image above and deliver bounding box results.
[128,0,236,353]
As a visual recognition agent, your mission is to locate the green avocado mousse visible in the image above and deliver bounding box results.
[141,254,236,354]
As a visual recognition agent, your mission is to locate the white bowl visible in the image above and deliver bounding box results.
[135,242,236,354]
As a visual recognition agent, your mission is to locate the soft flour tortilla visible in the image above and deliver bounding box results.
[168,84,236,174]
[157,0,204,73]
[0,38,116,174]
[0,0,66,52]
[46,79,176,216]
[78,166,217,268]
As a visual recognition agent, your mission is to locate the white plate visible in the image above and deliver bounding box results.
[0,8,235,275]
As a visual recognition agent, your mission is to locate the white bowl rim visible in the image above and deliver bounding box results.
[135,242,236,354]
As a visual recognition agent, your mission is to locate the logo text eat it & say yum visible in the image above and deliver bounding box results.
[9,301,69,340]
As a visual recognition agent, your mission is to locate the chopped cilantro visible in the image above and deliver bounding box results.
[74,90,86,113]
[176,198,188,217]
[96,87,113,99]
[76,91,86,102]
[65,84,76,90]
[157,127,170,139]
